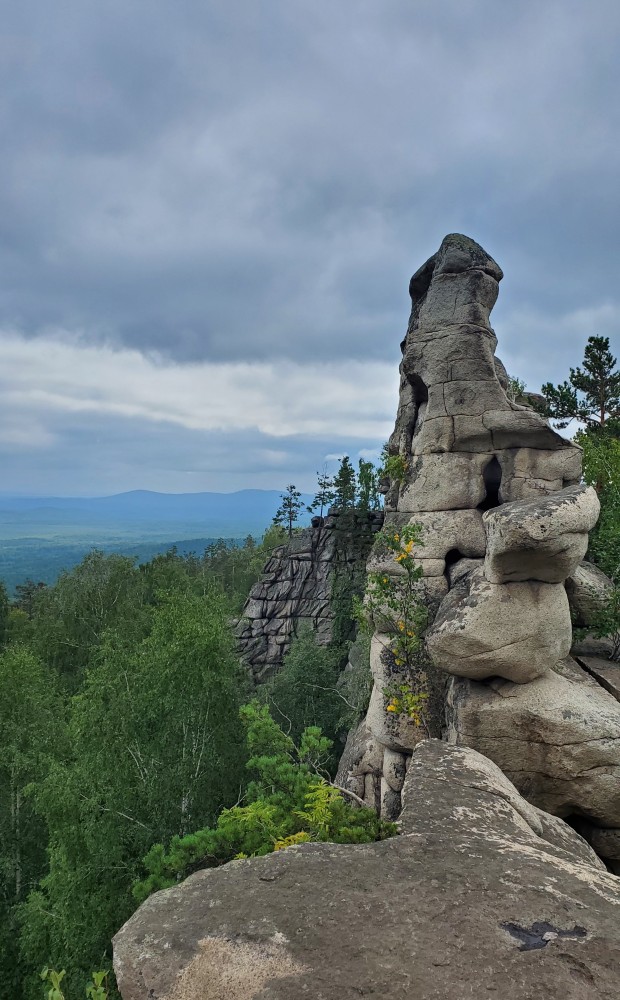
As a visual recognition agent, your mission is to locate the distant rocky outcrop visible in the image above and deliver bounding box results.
[114,741,620,1000]
[235,509,382,682]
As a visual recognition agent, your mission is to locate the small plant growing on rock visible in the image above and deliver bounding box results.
[355,525,429,730]
[383,454,409,486]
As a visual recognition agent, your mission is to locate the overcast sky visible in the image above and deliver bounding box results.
[1,0,618,495]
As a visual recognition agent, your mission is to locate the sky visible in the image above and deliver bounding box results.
[0,0,619,496]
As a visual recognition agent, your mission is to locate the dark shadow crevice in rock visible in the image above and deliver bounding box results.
[443,547,466,585]
[407,373,429,450]
[477,455,502,511]
[573,652,620,703]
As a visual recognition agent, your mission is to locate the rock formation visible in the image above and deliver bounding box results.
[114,741,620,1000]
[114,235,620,997]
[339,235,620,870]
[236,509,382,682]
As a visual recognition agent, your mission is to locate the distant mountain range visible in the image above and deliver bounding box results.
[0,489,314,542]
[0,490,314,591]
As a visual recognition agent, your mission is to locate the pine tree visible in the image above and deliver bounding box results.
[333,457,357,510]
[540,336,620,429]
[273,485,304,537]
[307,471,335,520]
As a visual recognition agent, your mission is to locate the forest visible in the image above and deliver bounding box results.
[0,459,388,1000]
[2,339,620,999]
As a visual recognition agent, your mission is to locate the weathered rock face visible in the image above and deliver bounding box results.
[236,509,382,682]
[566,560,614,627]
[427,567,572,683]
[339,234,620,854]
[341,234,591,814]
[114,741,620,1000]
[447,658,620,825]
[483,484,599,584]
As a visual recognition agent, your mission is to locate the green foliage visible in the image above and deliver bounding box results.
[356,460,382,511]
[85,971,110,999]
[335,635,373,730]
[38,968,109,1000]
[18,586,247,999]
[307,471,335,519]
[356,525,429,728]
[262,625,347,768]
[578,430,620,579]
[40,968,66,1000]
[133,703,396,903]
[586,586,620,660]
[0,647,64,998]
[333,456,357,509]
[27,552,145,690]
[382,453,408,486]
[14,579,47,619]
[0,580,8,649]
[506,375,527,403]
[540,336,620,428]
[273,485,304,537]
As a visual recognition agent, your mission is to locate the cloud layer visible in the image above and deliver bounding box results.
[0,332,394,493]
[1,1,619,493]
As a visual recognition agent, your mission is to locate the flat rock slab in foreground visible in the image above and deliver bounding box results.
[114,742,620,1000]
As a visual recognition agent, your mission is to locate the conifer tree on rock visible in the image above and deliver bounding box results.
[307,471,336,521]
[540,335,620,429]
[273,484,304,537]
[333,456,357,510]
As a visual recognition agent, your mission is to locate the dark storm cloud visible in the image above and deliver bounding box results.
[1,0,618,368]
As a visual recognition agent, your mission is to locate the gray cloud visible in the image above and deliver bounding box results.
[1,1,618,365]
[0,0,619,493]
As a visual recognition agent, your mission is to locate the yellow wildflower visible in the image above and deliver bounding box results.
[386,704,397,713]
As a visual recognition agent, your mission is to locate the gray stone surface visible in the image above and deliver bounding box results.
[566,560,614,627]
[574,654,620,702]
[114,741,620,1000]
[447,658,620,826]
[483,485,599,584]
[338,234,598,825]
[427,567,571,682]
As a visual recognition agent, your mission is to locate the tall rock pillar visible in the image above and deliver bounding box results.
[338,234,618,829]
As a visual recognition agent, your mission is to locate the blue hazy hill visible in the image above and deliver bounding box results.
[0,489,314,541]
[0,489,314,591]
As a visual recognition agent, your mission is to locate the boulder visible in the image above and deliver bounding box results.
[399,452,491,511]
[447,657,620,826]
[497,447,582,502]
[483,485,600,584]
[427,567,571,683]
[566,561,613,627]
[114,741,620,1000]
